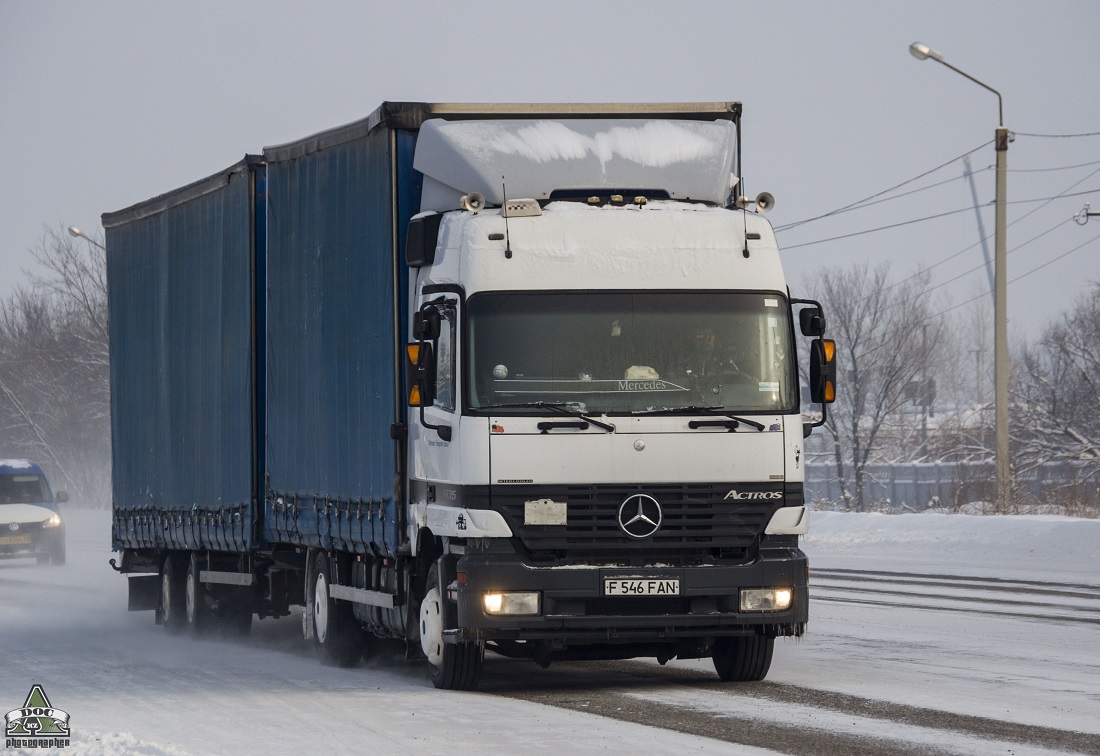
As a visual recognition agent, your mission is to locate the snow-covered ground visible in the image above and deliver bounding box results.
[2,507,1098,755]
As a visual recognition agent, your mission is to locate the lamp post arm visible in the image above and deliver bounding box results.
[931,58,1004,126]
[67,226,106,251]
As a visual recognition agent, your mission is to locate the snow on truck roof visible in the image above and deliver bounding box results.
[415,118,739,213]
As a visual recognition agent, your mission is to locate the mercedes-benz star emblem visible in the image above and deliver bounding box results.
[617,494,662,539]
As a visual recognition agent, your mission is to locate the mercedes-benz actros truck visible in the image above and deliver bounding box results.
[105,102,836,690]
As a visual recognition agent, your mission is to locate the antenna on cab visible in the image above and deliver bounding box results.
[501,176,513,259]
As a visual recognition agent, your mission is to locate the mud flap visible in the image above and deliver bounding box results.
[127,574,161,612]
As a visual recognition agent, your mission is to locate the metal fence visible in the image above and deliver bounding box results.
[805,460,1100,512]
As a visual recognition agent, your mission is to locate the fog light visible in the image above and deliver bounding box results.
[482,591,540,616]
[740,587,793,612]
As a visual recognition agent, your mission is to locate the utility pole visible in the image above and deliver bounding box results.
[910,42,1013,512]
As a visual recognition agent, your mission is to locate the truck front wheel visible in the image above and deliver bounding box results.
[420,564,483,690]
[311,552,362,667]
[712,635,774,682]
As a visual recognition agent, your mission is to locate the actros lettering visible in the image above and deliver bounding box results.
[724,490,784,501]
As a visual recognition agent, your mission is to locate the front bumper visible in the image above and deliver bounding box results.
[0,522,64,560]
[454,546,807,644]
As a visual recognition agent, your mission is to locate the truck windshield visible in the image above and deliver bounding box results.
[0,474,48,504]
[467,291,797,414]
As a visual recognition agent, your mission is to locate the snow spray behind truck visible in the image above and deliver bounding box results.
[104,102,837,690]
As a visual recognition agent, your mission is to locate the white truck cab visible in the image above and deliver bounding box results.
[402,114,835,687]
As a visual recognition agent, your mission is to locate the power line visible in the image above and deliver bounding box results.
[908,218,1072,301]
[864,168,1100,297]
[776,157,1100,232]
[782,207,979,250]
[1007,158,1100,173]
[858,216,1072,322]
[936,231,1100,318]
[774,171,990,231]
[1015,130,1100,138]
[1007,231,1100,283]
[852,232,1100,362]
[775,139,992,232]
[781,187,1100,251]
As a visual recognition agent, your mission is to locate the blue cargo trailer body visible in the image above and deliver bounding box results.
[104,158,263,553]
[261,119,418,556]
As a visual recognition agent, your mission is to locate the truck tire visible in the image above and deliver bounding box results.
[185,552,214,636]
[311,552,362,667]
[160,555,186,635]
[712,635,774,682]
[420,564,483,690]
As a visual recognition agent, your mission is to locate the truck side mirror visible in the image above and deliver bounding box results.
[413,306,442,341]
[799,307,826,337]
[406,213,443,267]
[809,338,837,404]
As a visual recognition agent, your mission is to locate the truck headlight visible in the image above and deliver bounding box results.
[740,587,792,612]
[42,513,62,529]
[483,591,540,616]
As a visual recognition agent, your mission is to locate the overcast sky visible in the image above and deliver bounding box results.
[2,1,1097,341]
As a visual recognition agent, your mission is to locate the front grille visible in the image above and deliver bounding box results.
[0,520,43,552]
[493,483,793,566]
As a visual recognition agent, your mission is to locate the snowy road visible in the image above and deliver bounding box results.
[2,508,1099,755]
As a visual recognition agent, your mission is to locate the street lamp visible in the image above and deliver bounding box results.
[910,41,1012,512]
[67,225,105,251]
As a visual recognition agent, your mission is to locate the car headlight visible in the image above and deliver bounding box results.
[42,513,62,528]
[483,591,540,616]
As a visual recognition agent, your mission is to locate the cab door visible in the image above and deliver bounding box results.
[408,292,462,487]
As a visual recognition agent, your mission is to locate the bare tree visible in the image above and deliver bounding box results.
[0,225,110,504]
[1014,284,1100,514]
[809,263,942,511]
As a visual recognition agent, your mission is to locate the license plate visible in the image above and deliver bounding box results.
[0,534,32,545]
[604,578,680,596]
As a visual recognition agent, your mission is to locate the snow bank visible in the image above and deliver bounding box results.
[804,510,1100,583]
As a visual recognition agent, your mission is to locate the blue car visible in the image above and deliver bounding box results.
[0,460,67,565]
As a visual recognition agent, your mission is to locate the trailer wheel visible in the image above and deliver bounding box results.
[712,635,774,682]
[185,552,214,636]
[160,555,186,635]
[420,564,483,690]
[311,552,362,667]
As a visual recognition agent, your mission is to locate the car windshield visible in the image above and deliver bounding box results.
[0,474,48,504]
[467,291,797,414]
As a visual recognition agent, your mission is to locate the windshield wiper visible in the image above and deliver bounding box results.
[632,405,767,431]
[483,401,616,433]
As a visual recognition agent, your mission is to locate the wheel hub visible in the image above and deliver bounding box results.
[161,571,171,621]
[314,573,329,644]
[186,565,196,623]
[419,586,444,666]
